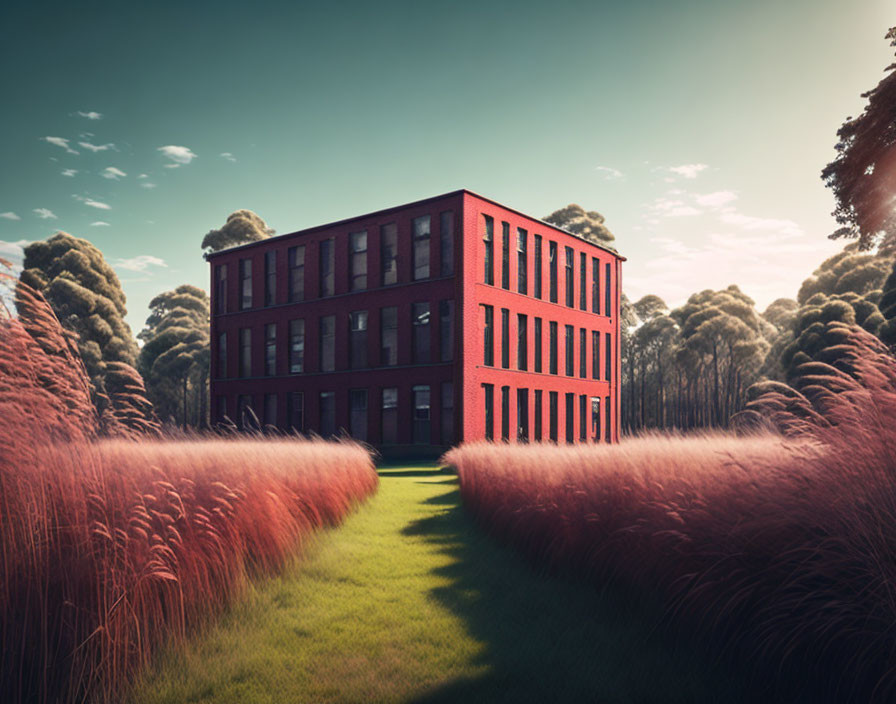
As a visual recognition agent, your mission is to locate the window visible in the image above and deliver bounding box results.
[265,250,276,306]
[534,390,543,441]
[605,262,612,316]
[240,328,251,377]
[605,332,612,382]
[483,305,494,366]
[440,211,455,276]
[240,258,252,310]
[579,328,586,378]
[382,388,398,444]
[483,215,494,285]
[237,394,255,430]
[289,392,304,432]
[349,231,367,291]
[591,396,601,442]
[216,395,227,425]
[517,314,528,371]
[565,392,575,444]
[565,246,574,307]
[501,386,510,441]
[592,331,600,380]
[319,239,335,297]
[413,215,431,280]
[320,315,335,372]
[549,241,558,302]
[319,391,335,437]
[349,311,368,369]
[215,264,227,314]
[549,391,558,442]
[592,258,600,314]
[483,384,494,440]
[439,300,454,362]
[517,228,527,294]
[412,302,431,363]
[217,332,226,379]
[380,307,397,366]
[565,325,574,376]
[549,321,558,375]
[288,246,305,303]
[580,394,587,441]
[381,223,397,286]
[289,320,305,374]
[265,323,276,376]
[264,393,277,428]
[533,235,542,299]
[605,395,611,443]
[441,381,454,445]
[533,318,542,373]
[517,388,529,442]
[501,309,510,369]
[349,389,367,441]
[501,222,510,289]
[413,385,431,444]
[580,252,587,310]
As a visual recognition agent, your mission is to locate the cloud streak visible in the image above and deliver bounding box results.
[76,111,103,120]
[78,141,115,153]
[158,145,197,167]
[33,208,57,220]
[0,212,21,221]
[220,152,237,162]
[101,166,127,180]
[43,136,78,155]
[114,254,167,272]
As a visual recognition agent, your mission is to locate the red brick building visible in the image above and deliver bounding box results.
[208,190,623,455]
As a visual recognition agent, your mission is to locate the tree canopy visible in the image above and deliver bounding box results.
[201,209,275,254]
[543,204,615,246]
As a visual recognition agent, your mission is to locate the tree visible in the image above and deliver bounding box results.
[797,244,892,304]
[201,209,274,254]
[543,205,615,246]
[822,27,896,250]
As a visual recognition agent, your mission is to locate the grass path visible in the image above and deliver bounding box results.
[131,465,747,704]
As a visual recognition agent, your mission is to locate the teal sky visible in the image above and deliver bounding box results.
[0,0,892,332]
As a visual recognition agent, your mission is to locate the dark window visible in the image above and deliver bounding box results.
[483,215,494,285]
[319,391,335,437]
[440,211,455,276]
[290,319,305,374]
[549,241,558,302]
[605,262,612,316]
[501,385,510,441]
[501,222,510,289]
[240,328,251,377]
[565,247,574,307]
[289,391,304,432]
[319,239,335,297]
[565,325,574,376]
[349,231,367,291]
[580,253,587,310]
[579,328,586,378]
[549,391,558,442]
[265,323,276,376]
[605,395,611,443]
[237,394,255,430]
[413,215,431,280]
[264,393,277,428]
[592,331,600,379]
[517,388,529,442]
[265,250,276,306]
[217,331,226,379]
[413,385,431,444]
[605,332,612,381]
[240,258,252,310]
[215,264,228,314]
[549,321,558,374]
[580,394,587,441]
[592,257,600,314]
[441,381,454,445]
[591,396,601,442]
[382,388,398,444]
[533,317,542,373]
[381,223,397,286]
[533,234,542,299]
[380,307,397,366]
[288,245,305,303]
[501,309,510,369]
[216,395,227,425]
[439,300,454,362]
[517,314,527,371]
[483,383,494,440]
[517,228,527,294]
[483,305,494,366]
[350,389,367,441]
[320,315,335,372]
[349,311,368,369]
[534,389,543,441]
[565,393,575,444]
[412,302,431,363]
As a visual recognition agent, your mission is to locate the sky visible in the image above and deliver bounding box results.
[0,0,892,333]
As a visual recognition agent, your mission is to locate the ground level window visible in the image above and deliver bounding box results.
[484,384,494,440]
[289,392,304,432]
[413,385,431,444]
[591,396,601,442]
[579,394,587,441]
[441,381,454,445]
[565,393,575,444]
[533,390,542,441]
[264,393,277,429]
[549,391,558,442]
[605,395,611,443]
[382,388,398,444]
[350,389,368,442]
[517,388,529,442]
[501,385,510,441]
[320,391,336,438]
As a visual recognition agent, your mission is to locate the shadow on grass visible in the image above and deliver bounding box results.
[402,486,758,704]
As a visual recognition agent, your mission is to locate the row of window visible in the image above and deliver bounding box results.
[214,211,455,314]
[216,301,455,378]
[482,385,612,444]
[482,215,614,315]
[219,382,454,445]
[481,305,612,380]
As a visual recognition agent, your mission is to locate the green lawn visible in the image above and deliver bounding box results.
[130,465,749,704]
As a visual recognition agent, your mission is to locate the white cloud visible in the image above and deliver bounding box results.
[137,173,149,179]
[158,145,197,167]
[668,163,708,179]
[90,221,110,227]
[114,254,167,272]
[648,197,701,218]
[84,198,111,210]
[140,182,157,189]
[33,208,57,220]
[76,111,103,120]
[719,212,802,238]
[101,166,127,180]
[695,190,737,208]
[61,168,78,177]
[43,136,78,155]
[0,239,31,273]
[220,152,237,162]
[0,212,21,221]
[78,141,115,153]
